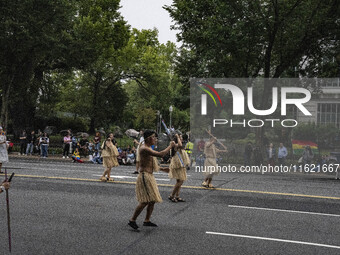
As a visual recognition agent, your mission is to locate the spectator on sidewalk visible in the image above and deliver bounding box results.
[266,143,276,166]
[19,130,27,155]
[63,131,72,159]
[79,136,89,158]
[118,150,127,165]
[302,145,314,166]
[71,135,78,154]
[277,143,288,166]
[126,150,136,164]
[39,133,49,158]
[26,130,36,156]
[37,131,43,156]
[7,139,13,153]
[244,142,253,167]
[0,126,8,173]
[91,149,102,164]
[93,132,101,151]
[72,148,84,163]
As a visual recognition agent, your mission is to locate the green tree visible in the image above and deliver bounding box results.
[0,0,77,131]
[166,0,339,79]
[121,29,189,131]
[166,0,339,143]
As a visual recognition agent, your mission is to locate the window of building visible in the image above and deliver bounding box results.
[319,78,340,87]
[317,103,340,128]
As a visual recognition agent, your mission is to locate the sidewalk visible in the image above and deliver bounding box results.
[8,152,94,163]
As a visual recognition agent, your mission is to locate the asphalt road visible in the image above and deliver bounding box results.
[0,156,339,255]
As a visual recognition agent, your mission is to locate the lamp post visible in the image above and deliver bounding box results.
[156,110,160,134]
[169,105,173,130]
[159,114,162,133]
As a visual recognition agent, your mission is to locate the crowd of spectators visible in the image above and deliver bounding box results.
[15,129,137,165]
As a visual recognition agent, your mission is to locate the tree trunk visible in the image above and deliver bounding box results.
[89,74,101,133]
[1,75,13,130]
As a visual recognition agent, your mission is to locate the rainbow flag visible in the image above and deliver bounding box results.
[291,140,318,155]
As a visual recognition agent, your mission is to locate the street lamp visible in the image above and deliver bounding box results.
[156,110,160,134]
[159,114,162,134]
[169,105,173,130]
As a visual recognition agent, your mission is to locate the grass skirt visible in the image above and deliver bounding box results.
[103,156,118,168]
[136,172,162,203]
[169,167,187,181]
[204,157,219,176]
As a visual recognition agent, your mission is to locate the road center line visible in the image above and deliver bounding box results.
[206,232,340,249]
[228,205,340,217]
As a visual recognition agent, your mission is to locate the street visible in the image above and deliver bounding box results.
[0,156,340,255]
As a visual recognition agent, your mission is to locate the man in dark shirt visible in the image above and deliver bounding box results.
[79,137,89,157]
[26,130,36,156]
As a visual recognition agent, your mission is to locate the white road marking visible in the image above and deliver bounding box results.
[92,174,170,181]
[206,232,340,249]
[228,205,340,218]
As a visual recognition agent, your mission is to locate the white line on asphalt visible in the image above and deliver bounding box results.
[228,205,340,217]
[206,232,340,249]
[153,172,191,176]
[92,174,170,181]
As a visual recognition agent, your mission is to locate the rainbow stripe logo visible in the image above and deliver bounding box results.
[197,82,222,107]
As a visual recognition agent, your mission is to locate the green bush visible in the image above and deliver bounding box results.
[60,117,89,133]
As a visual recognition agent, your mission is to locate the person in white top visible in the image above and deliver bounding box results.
[0,126,8,173]
[39,133,49,158]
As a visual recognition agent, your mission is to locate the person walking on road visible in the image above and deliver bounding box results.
[100,133,119,182]
[168,133,190,202]
[128,130,174,230]
[202,134,227,189]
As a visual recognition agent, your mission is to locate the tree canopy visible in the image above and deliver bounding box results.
[0,0,188,135]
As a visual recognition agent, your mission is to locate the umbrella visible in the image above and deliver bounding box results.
[125,129,139,138]
[59,130,70,136]
[44,126,56,135]
[97,128,106,136]
[76,132,89,138]
[114,131,123,138]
